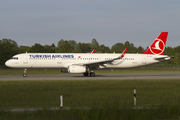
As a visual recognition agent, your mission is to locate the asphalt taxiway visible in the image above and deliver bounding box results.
[0,72,180,81]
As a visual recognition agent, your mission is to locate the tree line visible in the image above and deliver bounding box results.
[0,38,180,66]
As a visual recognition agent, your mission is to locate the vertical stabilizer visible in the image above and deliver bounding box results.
[142,32,168,55]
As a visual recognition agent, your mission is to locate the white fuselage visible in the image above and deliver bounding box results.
[5,53,170,69]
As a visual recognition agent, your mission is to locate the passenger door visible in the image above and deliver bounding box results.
[23,55,28,64]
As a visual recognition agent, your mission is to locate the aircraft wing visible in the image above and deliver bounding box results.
[73,48,128,67]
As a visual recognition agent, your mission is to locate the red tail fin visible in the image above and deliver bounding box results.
[142,32,168,55]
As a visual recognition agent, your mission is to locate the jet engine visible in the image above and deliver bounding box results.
[68,65,87,73]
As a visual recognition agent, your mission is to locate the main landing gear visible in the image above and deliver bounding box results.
[83,71,95,77]
[23,69,27,77]
[90,72,95,77]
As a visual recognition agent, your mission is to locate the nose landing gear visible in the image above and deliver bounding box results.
[23,69,27,77]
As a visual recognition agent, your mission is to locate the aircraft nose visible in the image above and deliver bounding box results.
[5,60,12,67]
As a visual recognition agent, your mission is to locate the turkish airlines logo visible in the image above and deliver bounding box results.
[150,39,165,55]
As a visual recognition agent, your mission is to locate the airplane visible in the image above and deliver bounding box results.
[5,32,170,77]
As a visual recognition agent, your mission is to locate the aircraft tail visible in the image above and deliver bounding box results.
[142,32,168,55]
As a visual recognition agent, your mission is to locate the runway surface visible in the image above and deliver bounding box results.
[0,72,180,81]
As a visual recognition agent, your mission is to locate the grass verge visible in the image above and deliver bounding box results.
[1,80,180,119]
[1,106,180,120]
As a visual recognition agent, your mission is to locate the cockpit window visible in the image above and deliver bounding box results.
[11,57,18,60]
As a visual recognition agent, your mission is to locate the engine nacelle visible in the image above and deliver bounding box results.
[68,65,87,73]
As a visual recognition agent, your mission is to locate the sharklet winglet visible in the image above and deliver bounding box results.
[121,48,128,57]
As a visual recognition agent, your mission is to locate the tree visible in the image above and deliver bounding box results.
[74,43,82,53]
[124,41,137,53]
[91,38,99,51]
[68,40,77,49]
[29,43,47,53]
[57,39,73,53]
[137,46,144,53]
[124,41,130,48]
[44,45,56,53]
[111,43,125,53]
[0,39,19,66]
[174,46,180,53]
[164,46,175,56]
[78,43,91,53]
[51,43,56,48]
[99,44,111,53]
[19,46,31,53]
[128,43,138,53]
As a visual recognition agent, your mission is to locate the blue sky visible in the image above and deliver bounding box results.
[0,0,180,49]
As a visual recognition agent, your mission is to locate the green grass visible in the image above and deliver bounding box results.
[1,106,180,120]
[0,67,180,76]
[1,80,180,119]
[1,80,180,108]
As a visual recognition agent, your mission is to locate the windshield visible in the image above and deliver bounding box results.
[11,57,18,60]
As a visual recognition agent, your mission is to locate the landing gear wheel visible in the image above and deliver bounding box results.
[83,72,89,76]
[90,72,95,77]
[23,74,27,77]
